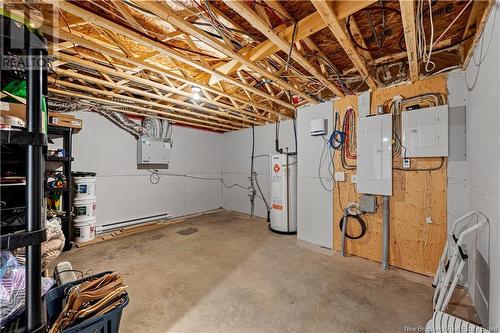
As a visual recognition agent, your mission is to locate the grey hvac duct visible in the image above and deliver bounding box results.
[47,99,94,113]
[142,117,171,140]
[48,98,158,139]
[142,117,161,138]
[98,111,147,137]
[160,119,171,140]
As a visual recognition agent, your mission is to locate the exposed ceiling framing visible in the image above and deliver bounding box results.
[5,0,494,132]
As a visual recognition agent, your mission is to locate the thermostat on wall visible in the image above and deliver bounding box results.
[310,118,327,136]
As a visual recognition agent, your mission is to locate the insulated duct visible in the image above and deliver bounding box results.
[160,119,171,140]
[142,117,161,137]
[142,117,172,140]
[142,117,171,140]
[98,111,147,137]
[47,99,94,113]
[48,97,160,139]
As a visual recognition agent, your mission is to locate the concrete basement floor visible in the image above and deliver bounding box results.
[57,210,443,333]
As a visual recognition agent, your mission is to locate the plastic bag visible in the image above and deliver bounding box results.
[42,217,65,269]
[0,251,18,278]
[15,217,65,270]
[0,251,54,327]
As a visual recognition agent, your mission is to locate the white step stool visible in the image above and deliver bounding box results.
[432,211,488,312]
[426,310,490,332]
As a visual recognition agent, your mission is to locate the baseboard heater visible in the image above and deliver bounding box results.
[96,213,172,233]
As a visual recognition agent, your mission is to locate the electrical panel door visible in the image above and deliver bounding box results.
[357,114,392,196]
[402,105,448,157]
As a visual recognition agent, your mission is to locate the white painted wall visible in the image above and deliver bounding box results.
[296,102,334,249]
[445,71,470,289]
[222,120,295,218]
[462,2,500,327]
[222,102,334,249]
[71,112,223,228]
[446,72,469,236]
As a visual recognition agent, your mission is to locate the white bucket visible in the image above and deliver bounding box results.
[74,176,96,199]
[73,197,96,222]
[74,217,96,242]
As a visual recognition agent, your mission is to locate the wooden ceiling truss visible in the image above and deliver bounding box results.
[6,0,492,132]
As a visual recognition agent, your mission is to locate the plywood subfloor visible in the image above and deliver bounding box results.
[56,210,464,333]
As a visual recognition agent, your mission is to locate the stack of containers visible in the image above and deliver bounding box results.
[72,172,97,242]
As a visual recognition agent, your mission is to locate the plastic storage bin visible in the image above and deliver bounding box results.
[45,271,129,333]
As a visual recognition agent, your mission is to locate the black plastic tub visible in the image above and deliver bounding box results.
[45,271,129,333]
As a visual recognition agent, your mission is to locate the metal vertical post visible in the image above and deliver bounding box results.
[341,208,348,257]
[285,149,290,232]
[25,47,44,333]
[63,128,73,250]
[382,196,390,271]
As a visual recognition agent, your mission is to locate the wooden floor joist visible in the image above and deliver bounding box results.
[400,0,419,82]
[50,72,259,127]
[54,53,270,123]
[44,26,283,118]
[51,1,298,111]
[25,0,492,130]
[210,1,377,80]
[48,87,238,132]
[223,0,345,98]
[311,0,378,91]
[135,1,315,105]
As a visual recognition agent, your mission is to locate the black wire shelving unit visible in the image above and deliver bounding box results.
[1,14,49,333]
[46,125,74,251]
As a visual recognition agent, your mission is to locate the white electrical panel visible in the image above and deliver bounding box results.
[137,136,172,169]
[310,118,327,136]
[402,105,448,157]
[357,114,392,196]
[358,91,371,118]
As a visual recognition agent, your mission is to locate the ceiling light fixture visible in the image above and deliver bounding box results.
[191,86,201,101]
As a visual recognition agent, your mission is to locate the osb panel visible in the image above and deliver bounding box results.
[350,1,403,58]
[332,76,448,276]
[425,1,474,44]
[351,0,472,60]
[310,27,352,72]
[210,0,269,43]
[278,0,317,22]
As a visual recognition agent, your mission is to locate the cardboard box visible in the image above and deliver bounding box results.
[0,102,83,132]
[0,101,26,121]
[48,112,83,132]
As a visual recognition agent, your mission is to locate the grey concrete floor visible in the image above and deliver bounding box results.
[57,210,438,333]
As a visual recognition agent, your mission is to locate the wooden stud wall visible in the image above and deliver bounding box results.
[332,76,448,276]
